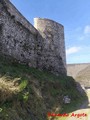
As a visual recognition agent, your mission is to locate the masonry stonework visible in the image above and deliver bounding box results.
[0,0,66,75]
[34,18,66,74]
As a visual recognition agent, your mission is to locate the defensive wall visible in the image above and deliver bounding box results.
[0,0,66,75]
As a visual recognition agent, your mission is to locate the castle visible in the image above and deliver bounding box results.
[0,0,66,75]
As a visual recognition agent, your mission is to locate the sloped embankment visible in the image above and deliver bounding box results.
[76,65,90,87]
[67,64,90,87]
[0,55,87,120]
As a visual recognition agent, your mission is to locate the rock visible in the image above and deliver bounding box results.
[63,95,71,104]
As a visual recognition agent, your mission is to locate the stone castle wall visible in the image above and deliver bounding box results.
[34,18,66,74]
[0,0,66,75]
[0,0,38,68]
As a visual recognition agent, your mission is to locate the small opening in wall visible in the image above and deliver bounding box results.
[0,24,3,51]
[21,54,24,57]
[11,15,15,19]
[0,24,3,36]
[7,36,11,39]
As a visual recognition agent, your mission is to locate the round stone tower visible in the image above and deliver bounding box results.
[34,18,66,75]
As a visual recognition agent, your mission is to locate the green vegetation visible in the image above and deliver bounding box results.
[0,55,87,120]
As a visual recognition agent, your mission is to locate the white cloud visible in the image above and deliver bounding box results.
[66,47,81,55]
[76,25,90,41]
[84,25,90,34]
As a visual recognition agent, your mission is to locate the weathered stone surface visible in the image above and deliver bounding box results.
[0,0,66,75]
[34,18,66,75]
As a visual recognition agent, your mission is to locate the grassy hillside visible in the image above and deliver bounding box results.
[0,55,87,120]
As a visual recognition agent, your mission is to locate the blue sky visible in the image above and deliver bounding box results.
[10,0,90,64]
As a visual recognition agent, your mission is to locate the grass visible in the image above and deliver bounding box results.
[0,54,88,120]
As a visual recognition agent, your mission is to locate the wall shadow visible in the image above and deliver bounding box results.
[61,76,90,114]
